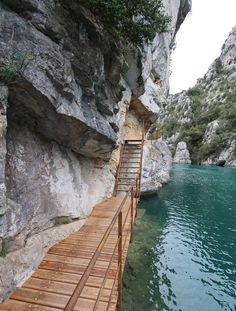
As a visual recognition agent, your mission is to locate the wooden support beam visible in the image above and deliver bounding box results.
[117,212,123,310]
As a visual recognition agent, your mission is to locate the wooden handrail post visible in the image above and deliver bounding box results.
[138,120,145,201]
[113,143,124,196]
[135,178,138,215]
[138,178,140,199]
[130,187,134,243]
[117,211,123,309]
[135,178,138,199]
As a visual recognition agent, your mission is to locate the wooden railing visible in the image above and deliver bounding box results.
[137,121,145,200]
[92,183,137,311]
[113,143,124,196]
[64,122,145,311]
[64,180,139,311]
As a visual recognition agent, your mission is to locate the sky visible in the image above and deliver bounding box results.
[170,0,236,94]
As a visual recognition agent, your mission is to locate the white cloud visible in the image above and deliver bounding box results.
[170,0,236,94]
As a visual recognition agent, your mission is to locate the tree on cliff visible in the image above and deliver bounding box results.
[80,0,171,45]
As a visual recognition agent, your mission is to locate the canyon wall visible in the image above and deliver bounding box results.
[156,26,236,166]
[0,0,190,301]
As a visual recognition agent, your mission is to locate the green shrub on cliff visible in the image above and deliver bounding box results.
[54,216,72,225]
[186,86,202,97]
[0,240,8,258]
[80,0,171,45]
[214,57,223,74]
[0,62,18,84]
[0,51,33,84]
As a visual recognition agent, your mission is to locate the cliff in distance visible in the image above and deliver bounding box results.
[154,26,236,166]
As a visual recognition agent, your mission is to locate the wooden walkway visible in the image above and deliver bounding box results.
[0,194,137,311]
[0,134,145,311]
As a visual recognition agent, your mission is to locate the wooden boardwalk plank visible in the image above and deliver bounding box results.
[11,288,69,309]
[23,279,76,296]
[0,196,136,311]
[32,269,82,285]
[0,300,61,311]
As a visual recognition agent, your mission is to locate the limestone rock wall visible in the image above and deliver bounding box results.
[141,139,172,195]
[0,0,190,301]
[173,141,191,164]
[0,86,7,251]
[131,0,191,124]
[141,0,191,108]
[4,125,115,250]
[0,0,128,251]
[0,1,124,159]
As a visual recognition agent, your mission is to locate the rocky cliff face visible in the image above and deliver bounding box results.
[136,0,191,123]
[0,0,190,301]
[173,141,191,164]
[156,26,236,166]
[142,139,172,195]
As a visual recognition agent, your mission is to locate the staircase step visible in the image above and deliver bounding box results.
[120,165,139,167]
[123,148,141,150]
[119,168,139,170]
[119,172,139,174]
[124,146,141,149]
[120,165,140,167]
[121,156,141,158]
[120,171,139,175]
[124,145,141,147]
[123,150,141,152]
[120,167,140,170]
[121,161,140,164]
[122,155,141,157]
[122,152,141,154]
[125,139,142,142]
[117,183,135,185]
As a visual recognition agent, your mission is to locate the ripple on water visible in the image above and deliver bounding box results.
[122,165,236,311]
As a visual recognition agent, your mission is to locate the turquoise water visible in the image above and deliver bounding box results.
[122,165,236,311]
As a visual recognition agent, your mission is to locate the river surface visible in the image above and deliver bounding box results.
[122,164,236,311]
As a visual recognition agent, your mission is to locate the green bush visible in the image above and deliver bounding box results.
[54,216,72,225]
[0,63,18,83]
[186,86,202,97]
[159,116,178,138]
[80,0,171,45]
[0,51,33,84]
[215,57,223,74]
[197,135,228,161]
[195,105,222,124]
[198,144,214,160]
[0,240,8,258]
[181,127,205,143]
